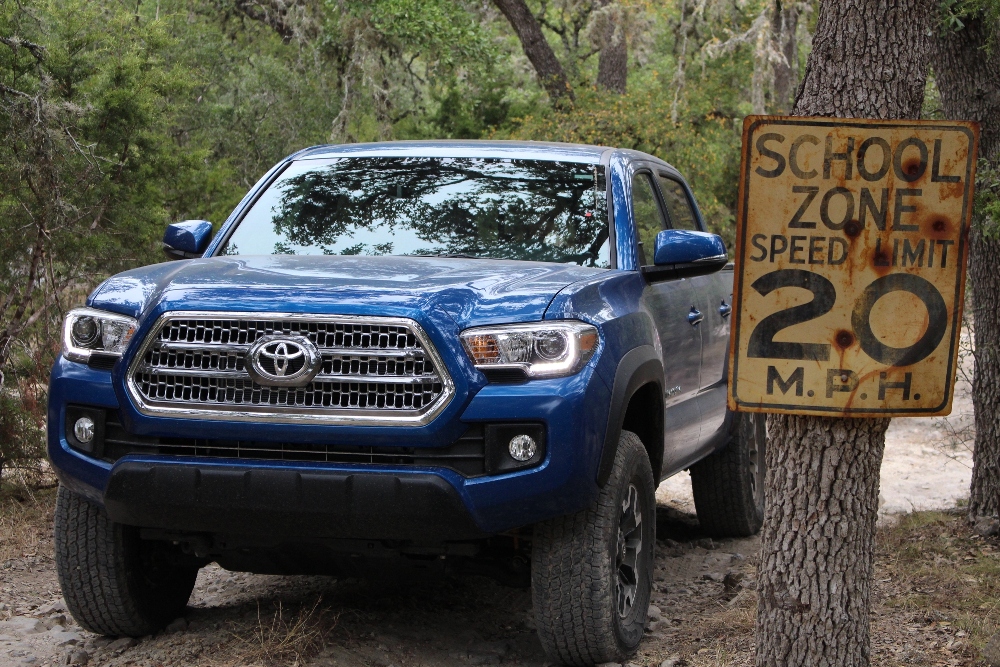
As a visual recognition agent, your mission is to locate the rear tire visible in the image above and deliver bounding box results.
[531,430,655,666]
[690,412,766,537]
[54,485,198,637]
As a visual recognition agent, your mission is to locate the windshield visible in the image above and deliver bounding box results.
[218,157,610,267]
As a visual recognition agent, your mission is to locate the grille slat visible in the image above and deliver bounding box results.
[133,366,439,384]
[155,342,427,358]
[126,313,454,425]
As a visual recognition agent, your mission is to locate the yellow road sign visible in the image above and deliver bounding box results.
[728,116,979,417]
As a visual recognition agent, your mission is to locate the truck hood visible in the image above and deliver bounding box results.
[89,255,608,328]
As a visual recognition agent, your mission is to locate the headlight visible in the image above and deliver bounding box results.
[62,307,138,363]
[460,321,599,379]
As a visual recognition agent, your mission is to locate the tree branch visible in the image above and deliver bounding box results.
[492,0,574,105]
[0,36,45,62]
[233,0,297,43]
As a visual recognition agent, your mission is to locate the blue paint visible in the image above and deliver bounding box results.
[653,230,727,265]
[51,140,734,542]
[163,220,213,255]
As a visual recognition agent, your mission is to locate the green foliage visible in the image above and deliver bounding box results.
[939,0,1000,39]
[345,0,496,72]
[0,0,809,480]
[0,0,202,471]
[511,87,741,246]
[975,158,1000,239]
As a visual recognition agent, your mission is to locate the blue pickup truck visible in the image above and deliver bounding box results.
[48,141,764,665]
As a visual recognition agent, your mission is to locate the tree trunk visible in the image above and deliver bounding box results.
[928,14,1000,525]
[595,0,627,94]
[492,0,573,104]
[770,0,798,113]
[968,228,1000,524]
[757,2,932,666]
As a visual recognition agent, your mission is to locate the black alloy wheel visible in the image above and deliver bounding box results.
[616,483,645,618]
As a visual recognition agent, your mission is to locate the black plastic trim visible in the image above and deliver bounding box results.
[99,411,487,477]
[103,462,487,541]
[482,367,529,383]
[86,353,118,371]
[597,346,663,486]
[640,256,729,282]
[484,423,546,474]
[161,243,202,261]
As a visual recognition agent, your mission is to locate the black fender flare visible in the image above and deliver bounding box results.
[596,345,663,487]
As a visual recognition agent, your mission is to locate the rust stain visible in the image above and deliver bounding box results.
[944,179,965,200]
[872,243,892,276]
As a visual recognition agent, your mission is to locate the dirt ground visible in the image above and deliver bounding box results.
[0,372,984,667]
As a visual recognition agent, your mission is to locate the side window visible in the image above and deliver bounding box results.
[657,175,700,231]
[632,172,666,265]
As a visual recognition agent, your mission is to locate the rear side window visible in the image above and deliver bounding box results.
[657,175,700,231]
[632,173,666,265]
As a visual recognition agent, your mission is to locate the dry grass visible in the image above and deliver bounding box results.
[233,597,338,666]
[873,510,999,665]
[639,510,998,667]
[0,484,56,564]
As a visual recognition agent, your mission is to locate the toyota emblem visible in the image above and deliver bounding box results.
[246,335,322,387]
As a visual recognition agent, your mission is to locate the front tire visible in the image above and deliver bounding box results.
[690,412,767,537]
[54,485,199,636]
[531,431,655,666]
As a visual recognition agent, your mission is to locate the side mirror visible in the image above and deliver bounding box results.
[641,229,728,282]
[163,220,213,260]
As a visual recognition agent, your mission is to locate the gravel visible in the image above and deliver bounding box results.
[0,375,976,667]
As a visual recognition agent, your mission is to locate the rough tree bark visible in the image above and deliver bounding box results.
[492,0,573,104]
[770,0,799,112]
[757,2,932,666]
[595,0,627,94]
[928,14,1000,527]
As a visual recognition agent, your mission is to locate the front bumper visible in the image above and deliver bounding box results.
[49,354,612,540]
[104,461,485,540]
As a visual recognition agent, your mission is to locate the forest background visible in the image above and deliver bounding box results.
[0,0,978,481]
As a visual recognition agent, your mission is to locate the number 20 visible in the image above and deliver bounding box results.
[746,269,949,367]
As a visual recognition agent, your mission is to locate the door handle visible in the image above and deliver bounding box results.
[688,306,704,326]
[719,300,732,318]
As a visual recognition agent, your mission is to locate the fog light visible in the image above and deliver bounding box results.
[508,434,537,461]
[73,417,95,444]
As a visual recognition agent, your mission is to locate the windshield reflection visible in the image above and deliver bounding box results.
[219,157,610,268]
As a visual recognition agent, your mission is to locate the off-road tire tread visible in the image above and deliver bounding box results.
[531,431,654,666]
[689,415,763,538]
[54,486,196,636]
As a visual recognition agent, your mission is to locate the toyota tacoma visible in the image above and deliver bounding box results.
[49,141,765,665]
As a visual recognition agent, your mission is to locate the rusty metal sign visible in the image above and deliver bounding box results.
[728,116,979,417]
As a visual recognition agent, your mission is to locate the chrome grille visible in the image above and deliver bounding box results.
[125,313,454,425]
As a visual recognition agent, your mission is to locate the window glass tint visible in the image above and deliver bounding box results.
[632,173,666,265]
[218,157,610,268]
[657,175,699,231]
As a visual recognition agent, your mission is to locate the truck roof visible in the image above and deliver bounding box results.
[294,140,614,164]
